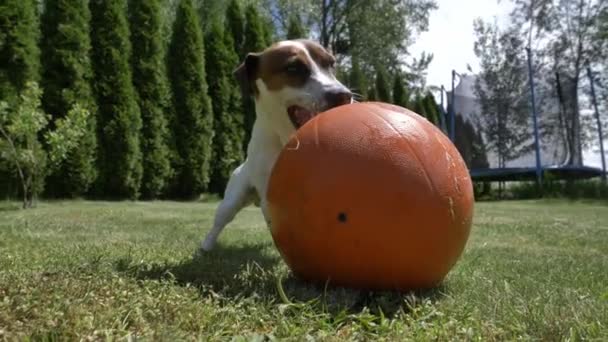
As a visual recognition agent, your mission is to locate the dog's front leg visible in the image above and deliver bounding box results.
[200,164,254,252]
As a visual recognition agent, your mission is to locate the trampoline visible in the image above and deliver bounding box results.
[438,54,606,184]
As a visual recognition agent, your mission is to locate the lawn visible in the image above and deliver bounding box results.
[0,199,607,340]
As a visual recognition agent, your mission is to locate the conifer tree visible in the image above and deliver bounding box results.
[392,74,409,109]
[0,0,40,196]
[367,86,377,101]
[90,0,142,199]
[286,13,307,39]
[375,68,391,103]
[242,5,268,57]
[0,0,40,101]
[205,20,245,194]
[41,0,97,197]
[260,14,275,46]
[412,96,428,120]
[422,93,440,127]
[129,0,173,199]
[167,0,214,198]
[348,59,367,99]
[241,4,267,153]
[225,0,245,57]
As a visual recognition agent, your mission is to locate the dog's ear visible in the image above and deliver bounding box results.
[234,52,260,99]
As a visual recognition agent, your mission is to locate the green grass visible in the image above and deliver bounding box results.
[0,199,607,340]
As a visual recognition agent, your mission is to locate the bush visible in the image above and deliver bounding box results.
[474,176,608,201]
[510,179,608,200]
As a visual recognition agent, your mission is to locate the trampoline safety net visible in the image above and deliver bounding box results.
[445,74,606,182]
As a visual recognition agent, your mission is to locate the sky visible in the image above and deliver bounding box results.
[409,0,514,90]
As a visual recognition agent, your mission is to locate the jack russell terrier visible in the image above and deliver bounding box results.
[200,39,353,252]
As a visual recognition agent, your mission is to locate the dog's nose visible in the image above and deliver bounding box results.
[325,89,352,108]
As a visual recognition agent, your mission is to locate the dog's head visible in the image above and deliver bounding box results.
[234,39,352,140]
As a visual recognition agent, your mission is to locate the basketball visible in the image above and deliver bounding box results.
[266,102,474,291]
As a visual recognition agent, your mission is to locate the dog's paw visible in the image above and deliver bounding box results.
[199,239,216,253]
[193,246,211,259]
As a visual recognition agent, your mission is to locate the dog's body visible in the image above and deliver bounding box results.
[200,39,352,251]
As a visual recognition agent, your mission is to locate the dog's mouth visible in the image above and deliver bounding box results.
[287,105,317,129]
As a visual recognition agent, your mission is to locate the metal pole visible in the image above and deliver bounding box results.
[586,64,607,182]
[439,85,447,133]
[450,70,456,142]
[526,47,543,187]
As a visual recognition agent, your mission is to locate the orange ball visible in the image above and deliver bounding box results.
[267,102,474,291]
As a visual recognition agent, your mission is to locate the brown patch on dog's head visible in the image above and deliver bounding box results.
[256,43,311,92]
[296,39,336,70]
[233,40,338,99]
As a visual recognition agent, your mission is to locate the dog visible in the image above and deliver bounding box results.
[199,39,353,252]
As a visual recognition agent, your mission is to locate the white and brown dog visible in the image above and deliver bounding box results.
[200,39,352,252]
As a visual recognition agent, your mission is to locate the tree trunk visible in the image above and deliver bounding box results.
[559,72,582,165]
[320,0,329,48]
[563,72,581,190]
[555,71,572,165]
[0,126,31,209]
[571,82,582,165]
[23,173,33,209]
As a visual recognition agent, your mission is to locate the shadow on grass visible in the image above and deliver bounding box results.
[115,242,448,318]
[115,242,280,294]
[280,276,449,318]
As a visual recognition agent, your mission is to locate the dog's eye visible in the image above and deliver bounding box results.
[285,61,308,75]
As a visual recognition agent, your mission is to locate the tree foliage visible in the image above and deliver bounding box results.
[367,85,377,101]
[0,0,40,102]
[168,0,214,198]
[0,0,41,197]
[392,74,409,108]
[346,1,436,76]
[412,95,427,119]
[260,0,436,82]
[129,0,174,199]
[241,4,268,154]
[225,0,245,55]
[205,20,245,194]
[421,92,440,126]
[41,0,98,198]
[286,13,307,39]
[505,0,607,165]
[260,12,276,45]
[0,0,445,201]
[243,4,268,57]
[0,82,89,208]
[197,0,228,31]
[348,58,366,99]
[375,68,391,103]
[473,19,531,167]
[90,0,143,199]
